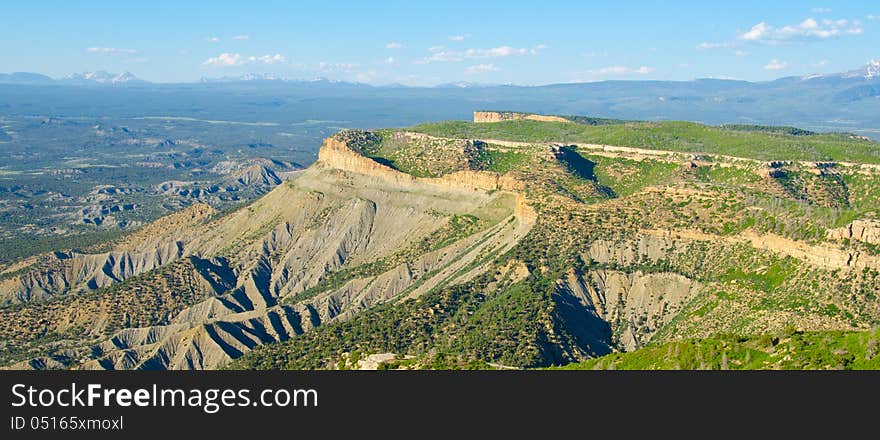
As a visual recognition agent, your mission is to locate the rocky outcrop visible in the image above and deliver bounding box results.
[556,268,702,352]
[317,136,405,182]
[827,219,880,245]
[474,111,571,124]
[226,164,282,186]
[1,242,185,303]
[316,133,524,194]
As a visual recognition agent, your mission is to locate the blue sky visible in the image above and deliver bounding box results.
[1,0,878,85]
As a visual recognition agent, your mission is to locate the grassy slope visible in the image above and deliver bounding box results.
[557,328,880,370]
[410,120,880,164]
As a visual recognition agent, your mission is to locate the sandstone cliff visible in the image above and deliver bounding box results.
[827,219,880,245]
[474,111,572,124]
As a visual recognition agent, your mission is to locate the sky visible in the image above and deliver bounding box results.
[0,0,878,85]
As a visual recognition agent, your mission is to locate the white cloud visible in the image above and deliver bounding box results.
[740,22,770,41]
[696,42,731,50]
[203,53,286,67]
[595,66,654,75]
[814,59,830,67]
[317,62,357,72]
[206,36,220,43]
[203,53,243,66]
[465,63,498,74]
[355,70,378,83]
[735,50,750,56]
[465,46,529,57]
[86,47,137,56]
[703,75,740,80]
[596,66,629,75]
[869,14,879,20]
[233,35,250,41]
[764,59,788,70]
[811,8,831,13]
[739,18,862,43]
[249,54,286,64]
[419,50,462,63]
[382,57,397,65]
[386,42,404,49]
[449,35,466,41]
[569,65,656,82]
[419,45,543,63]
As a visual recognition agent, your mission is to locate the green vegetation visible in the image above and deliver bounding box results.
[411,120,880,164]
[476,149,529,174]
[720,124,816,136]
[0,256,233,366]
[558,328,880,370]
[585,153,680,197]
[0,228,127,270]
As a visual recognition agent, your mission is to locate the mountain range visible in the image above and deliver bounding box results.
[2,60,879,140]
[2,59,879,86]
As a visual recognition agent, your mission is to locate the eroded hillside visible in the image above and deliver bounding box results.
[1,129,534,369]
[3,113,880,370]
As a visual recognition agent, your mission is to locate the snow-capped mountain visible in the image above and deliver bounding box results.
[433,81,501,89]
[798,59,880,82]
[200,73,285,83]
[841,59,880,80]
[63,71,144,84]
[866,59,880,79]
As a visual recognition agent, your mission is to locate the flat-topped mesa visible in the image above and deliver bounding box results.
[474,111,572,124]
[316,132,405,182]
[316,130,521,193]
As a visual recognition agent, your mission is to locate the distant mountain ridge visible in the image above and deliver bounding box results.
[796,59,880,81]
[0,72,54,84]
[844,59,880,80]
[2,59,880,139]
[2,59,877,87]
[63,71,144,85]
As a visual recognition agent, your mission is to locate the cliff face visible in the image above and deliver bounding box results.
[317,136,405,182]
[474,111,571,124]
[556,267,701,352]
[316,134,523,193]
[828,220,880,245]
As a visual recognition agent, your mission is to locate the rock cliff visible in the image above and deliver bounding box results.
[474,111,572,124]
[828,219,880,245]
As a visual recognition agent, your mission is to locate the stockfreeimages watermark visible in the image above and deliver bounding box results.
[10,383,317,414]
